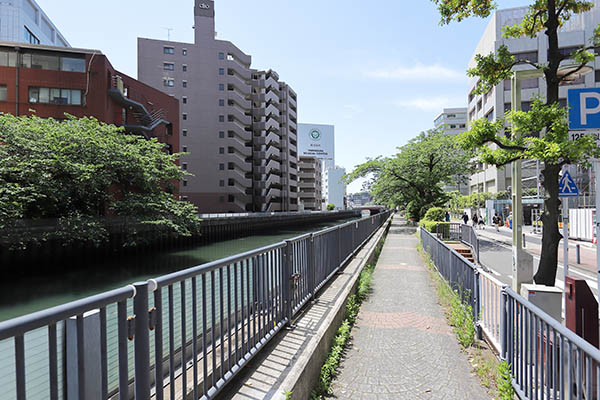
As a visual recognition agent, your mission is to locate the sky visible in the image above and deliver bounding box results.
[38,0,531,193]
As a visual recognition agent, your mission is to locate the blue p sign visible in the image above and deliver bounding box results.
[569,88,600,129]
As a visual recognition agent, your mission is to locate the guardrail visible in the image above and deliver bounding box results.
[0,211,391,400]
[435,223,479,264]
[421,226,600,400]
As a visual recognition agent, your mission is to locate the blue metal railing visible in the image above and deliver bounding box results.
[0,211,391,400]
[421,226,600,400]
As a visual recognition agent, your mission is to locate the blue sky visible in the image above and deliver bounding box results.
[39,0,529,193]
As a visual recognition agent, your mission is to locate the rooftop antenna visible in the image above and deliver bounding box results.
[162,27,173,41]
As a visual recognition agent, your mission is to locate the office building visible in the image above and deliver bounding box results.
[0,42,178,156]
[433,107,468,135]
[138,0,298,212]
[325,166,347,210]
[467,3,600,195]
[347,192,373,208]
[0,0,69,47]
[298,156,322,211]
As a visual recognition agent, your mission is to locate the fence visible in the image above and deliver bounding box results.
[420,227,600,400]
[0,211,391,400]
[434,223,479,263]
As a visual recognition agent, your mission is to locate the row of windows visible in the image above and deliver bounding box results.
[29,87,83,105]
[164,47,187,56]
[164,63,187,72]
[163,78,187,88]
[0,49,86,72]
[24,26,39,44]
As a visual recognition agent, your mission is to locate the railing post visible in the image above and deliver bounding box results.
[308,234,315,301]
[500,287,508,361]
[133,282,151,400]
[474,270,480,324]
[282,241,293,325]
[337,226,342,268]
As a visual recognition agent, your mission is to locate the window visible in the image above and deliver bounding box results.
[450,124,456,129]
[182,81,187,88]
[219,99,225,106]
[182,48,187,56]
[163,63,175,71]
[182,113,187,120]
[0,85,6,102]
[512,51,538,64]
[182,163,188,170]
[183,180,188,187]
[560,75,585,86]
[219,131,225,138]
[182,146,188,152]
[227,147,234,154]
[29,53,59,70]
[522,101,532,112]
[485,108,494,121]
[24,27,39,44]
[596,70,600,83]
[182,65,187,72]
[28,87,83,105]
[220,180,225,187]
[228,179,234,186]
[227,163,234,170]
[23,0,38,23]
[183,129,188,137]
[219,68,225,75]
[477,99,482,111]
[559,98,568,108]
[182,97,187,104]
[164,47,175,55]
[219,147,225,154]
[228,195,234,203]
[61,57,85,72]
[219,83,225,91]
[219,52,225,60]
[504,78,538,90]
[163,78,174,87]
[0,50,16,67]
[219,115,225,122]
[219,163,225,171]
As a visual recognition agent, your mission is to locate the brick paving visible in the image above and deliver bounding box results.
[330,216,490,399]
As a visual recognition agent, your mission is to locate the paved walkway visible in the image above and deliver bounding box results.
[330,217,489,399]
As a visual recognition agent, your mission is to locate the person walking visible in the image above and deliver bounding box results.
[445,211,450,222]
[462,212,469,225]
[492,213,499,232]
[472,214,478,228]
[478,215,485,230]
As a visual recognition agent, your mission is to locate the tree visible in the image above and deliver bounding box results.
[432,0,600,285]
[346,130,474,221]
[0,114,200,249]
[326,203,335,211]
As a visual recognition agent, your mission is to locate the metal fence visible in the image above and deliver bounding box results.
[420,227,479,317]
[0,211,391,400]
[421,227,600,400]
[434,223,479,263]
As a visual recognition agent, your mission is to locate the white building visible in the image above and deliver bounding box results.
[325,166,346,210]
[433,107,468,135]
[0,0,69,47]
[467,3,600,195]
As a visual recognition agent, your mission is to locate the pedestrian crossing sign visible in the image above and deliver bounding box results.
[559,171,579,197]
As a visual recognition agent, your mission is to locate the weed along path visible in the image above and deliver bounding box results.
[329,216,490,399]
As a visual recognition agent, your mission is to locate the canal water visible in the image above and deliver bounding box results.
[0,217,357,322]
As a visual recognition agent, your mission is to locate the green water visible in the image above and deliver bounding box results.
[0,218,355,322]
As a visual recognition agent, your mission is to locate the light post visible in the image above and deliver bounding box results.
[511,69,543,292]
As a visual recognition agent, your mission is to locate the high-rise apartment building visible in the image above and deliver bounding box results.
[467,3,600,195]
[433,107,468,135]
[138,0,298,213]
[298,156,322,211]
[325,166,347,210]
[0,0,69,47]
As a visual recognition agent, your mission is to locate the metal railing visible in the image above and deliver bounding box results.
[421,226,600,400]
[434,223,479,264]
[502,287,600,400]
[0,211,391,400]
[420,227,479,318]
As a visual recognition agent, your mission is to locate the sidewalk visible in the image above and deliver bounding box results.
[330,216,489,399]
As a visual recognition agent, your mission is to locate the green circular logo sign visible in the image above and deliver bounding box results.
[309,129,321,141]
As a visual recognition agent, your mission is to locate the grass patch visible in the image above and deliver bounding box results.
[309,229,387,400]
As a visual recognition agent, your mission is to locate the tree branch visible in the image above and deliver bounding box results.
[489,137,527,152]
[558,62,588,83]
[495,155,523,167]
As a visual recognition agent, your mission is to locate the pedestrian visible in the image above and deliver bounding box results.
[492,213,499,232]
[472,214,478,228]
[445,211,450,222]
[462,212,468,225]
[478,215,485,230]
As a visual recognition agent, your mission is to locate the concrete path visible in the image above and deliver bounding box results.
[330,217,490,399]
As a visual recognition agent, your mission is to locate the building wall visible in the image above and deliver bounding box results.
[0,0,69,47]
[138,0,297,213]
[325,166,346,210]
[298,156,322,211]
[433,107,468,135]
[467,2,600,195]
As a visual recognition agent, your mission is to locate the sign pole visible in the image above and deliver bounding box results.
[563,189,569,317]
[596,160,600,323]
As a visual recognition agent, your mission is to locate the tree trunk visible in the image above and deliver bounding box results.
[533,163,562,285]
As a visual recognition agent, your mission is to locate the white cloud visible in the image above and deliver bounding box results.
[395,96,465,111]
[365,63,466,81]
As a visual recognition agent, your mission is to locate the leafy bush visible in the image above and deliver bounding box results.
[423,207,445,222]
[497,361,514,399]
[326,203,335,211]
[420,220,442,233]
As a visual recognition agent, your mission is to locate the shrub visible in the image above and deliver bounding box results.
[423,207,445,222]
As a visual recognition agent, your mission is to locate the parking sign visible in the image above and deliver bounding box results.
[568,88,600,129]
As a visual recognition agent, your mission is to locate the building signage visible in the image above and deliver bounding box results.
[198,3,210,9]
[568,88,600,130]
[298,123,334,161]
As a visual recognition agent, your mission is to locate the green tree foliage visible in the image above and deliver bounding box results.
[0,114,200,249]
[346,130,473,221]
[326,203,335,211]
[423,207,446,222]
[432,0,600,285]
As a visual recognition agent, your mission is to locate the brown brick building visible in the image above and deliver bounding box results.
[0,41,179,157]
